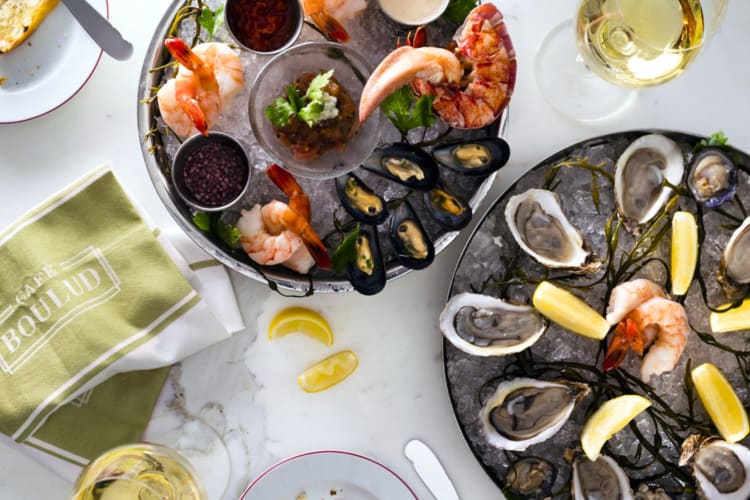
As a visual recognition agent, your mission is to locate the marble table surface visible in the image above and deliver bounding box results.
[1,0,749,498]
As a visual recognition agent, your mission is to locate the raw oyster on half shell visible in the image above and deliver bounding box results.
[719,216,750,295]
[440,293,547,356]
[479,378,589,451]
[505,456,556,497]
[680,435,750,500]
[572,455,634,500]
[505,188,600,272]
[688,147,737,208]
[614,134,684,231]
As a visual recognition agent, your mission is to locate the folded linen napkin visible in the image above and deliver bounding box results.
[0,166,244,479]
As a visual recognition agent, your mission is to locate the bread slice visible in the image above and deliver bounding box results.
[0,0,61,54]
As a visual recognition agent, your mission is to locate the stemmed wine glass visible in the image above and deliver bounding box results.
[536,0,728,121]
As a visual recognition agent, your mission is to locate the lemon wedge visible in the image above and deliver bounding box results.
[532,281,610,340]
[297,350,359,393]
[710,299,750,333]
[268,307,334,346]
[691,362,750,442]
[671,211,698,296]
[581,394,651,461]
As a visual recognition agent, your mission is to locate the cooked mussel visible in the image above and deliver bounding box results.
[687,147,737,208]
[389,201,434,269]
[335,173,389,224]
[505,457,556,497]
[431,137,510,176]
[362,143,439,190]
[423,183,472,230]
[346,226,386,296]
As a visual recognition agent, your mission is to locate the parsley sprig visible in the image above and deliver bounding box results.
[198,5,224,39]
[265,70,335,128]
[379,86,436,137]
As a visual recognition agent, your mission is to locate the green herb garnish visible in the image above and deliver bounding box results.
[332,224,360,274]
[380,86,436,136]
[694,131,729,152]
[198,5,224,39]
[442,0,479,24]
[265,70,335,128]
[192,212,241,248]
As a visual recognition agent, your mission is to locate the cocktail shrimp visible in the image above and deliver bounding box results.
[605,278,666,325]
[265,165,331,269]
[157,38,243,138]
[604,297,690,383]
[236,204,315,274]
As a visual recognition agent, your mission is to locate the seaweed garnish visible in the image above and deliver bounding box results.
[469,135,750,497]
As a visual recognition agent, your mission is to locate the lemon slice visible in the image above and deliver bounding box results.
[532,281,610,340]
[691,362,750,442]
[671,211,698,296]
[581,394,651,461]
[710,299,750,333]
[297,350,359,393]
[268,307,334,346]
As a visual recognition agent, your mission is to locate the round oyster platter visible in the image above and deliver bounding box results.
[137,0,513,294]
[443,130,750,498]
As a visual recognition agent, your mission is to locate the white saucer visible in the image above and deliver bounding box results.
[240,450,417,500]
[0,0,107,123]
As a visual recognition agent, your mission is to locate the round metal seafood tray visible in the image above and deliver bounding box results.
[137,1,508,293]
[443,129,750,497]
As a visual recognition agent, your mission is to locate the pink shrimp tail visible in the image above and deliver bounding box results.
[310,12,350,43]
[265,164,311,220]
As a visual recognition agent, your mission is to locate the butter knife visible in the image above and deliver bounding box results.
[404,439,460,500]
[61,0,133,60]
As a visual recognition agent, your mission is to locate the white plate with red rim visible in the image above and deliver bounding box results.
[0,0,107,124]
[239,450,418,500]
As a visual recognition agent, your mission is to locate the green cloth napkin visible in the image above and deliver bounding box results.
[0,167,230,474]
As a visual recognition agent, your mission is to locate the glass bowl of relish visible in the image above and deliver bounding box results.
[225,0,304,55]
[248,41,383,179]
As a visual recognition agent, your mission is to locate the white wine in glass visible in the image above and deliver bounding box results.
[577,0,704,87]
[71,443,207,500]
[536,0,726,121]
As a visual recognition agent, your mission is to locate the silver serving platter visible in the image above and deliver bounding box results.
[137,1,506,293]
[444,129,750,496]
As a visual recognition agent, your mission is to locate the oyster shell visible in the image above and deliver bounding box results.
[389,201,434,269]
[361,143,439,190]
[479,378,589,451]
[431,137,510,176]
[440,293,547,356]
[680,435,750,500]
[505,456,556,497]
[719,217,750,295]
[614,134,684,231]
[505,188,600,271]
[335,174,388,224]
[346,226,386,296]
[572,455,634,500]
[688,147,737,208]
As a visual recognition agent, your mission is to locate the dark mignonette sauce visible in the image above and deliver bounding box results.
[227,0,301,52]
[182,141,248,207]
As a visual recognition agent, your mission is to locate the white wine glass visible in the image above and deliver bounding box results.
[71,442,207,500]
[536,0,728,121]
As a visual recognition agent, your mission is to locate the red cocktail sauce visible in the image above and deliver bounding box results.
[226,0,301,53]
